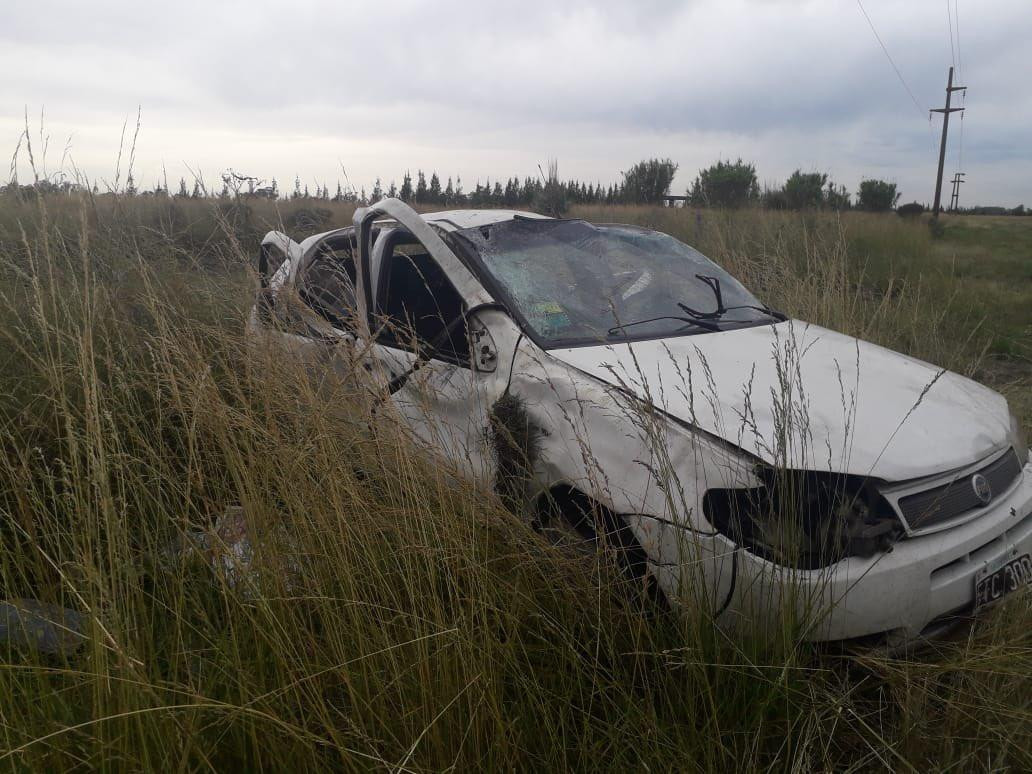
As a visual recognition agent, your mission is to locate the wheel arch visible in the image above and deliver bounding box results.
[534,482,654,584]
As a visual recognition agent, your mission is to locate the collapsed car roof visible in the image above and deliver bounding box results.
[295,209,551,253]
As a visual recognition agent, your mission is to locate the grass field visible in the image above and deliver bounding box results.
[0,191,1029,771]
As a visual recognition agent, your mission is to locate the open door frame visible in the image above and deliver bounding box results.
[352,198,493,340]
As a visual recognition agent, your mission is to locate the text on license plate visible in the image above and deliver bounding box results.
[974,553,1032,613]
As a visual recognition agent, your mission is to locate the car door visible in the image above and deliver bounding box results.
[252,230,301,332]
[355,201,520,482]
[254,228,368,389]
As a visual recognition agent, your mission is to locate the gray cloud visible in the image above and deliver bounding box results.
[2,0,1029,205]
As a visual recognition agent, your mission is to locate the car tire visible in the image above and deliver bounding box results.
[538,486,668,613]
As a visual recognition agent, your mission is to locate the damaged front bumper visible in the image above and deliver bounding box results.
[645,451,1032,644]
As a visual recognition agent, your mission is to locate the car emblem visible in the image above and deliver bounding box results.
[971,473,993,505]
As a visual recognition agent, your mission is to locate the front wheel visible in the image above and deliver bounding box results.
[538,487,668,612]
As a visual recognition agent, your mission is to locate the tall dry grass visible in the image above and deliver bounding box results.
[0,191,1028,771]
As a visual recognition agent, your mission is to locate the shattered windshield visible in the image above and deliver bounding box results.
[455,218,774,347]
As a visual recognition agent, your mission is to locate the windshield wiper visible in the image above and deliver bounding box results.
[728,304,787,321]
[678,274,787,322]
[607,315,720,337]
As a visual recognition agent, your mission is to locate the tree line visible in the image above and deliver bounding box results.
[684,159,903,212]
[217,158,905,213]
[226,160,683,211]
[6,157,1026,215]
[247,158,906,213]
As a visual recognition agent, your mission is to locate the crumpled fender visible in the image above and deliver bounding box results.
[509,339,758,611]
[512,341,759,520]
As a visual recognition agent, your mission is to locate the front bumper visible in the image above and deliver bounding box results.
[649,450,1032,643]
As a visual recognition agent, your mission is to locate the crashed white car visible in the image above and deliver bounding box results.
[251,198,1032,647]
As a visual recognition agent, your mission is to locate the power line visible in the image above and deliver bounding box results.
[951,1,964,178]
[855,0,926,120]
[945,0,958,179]
[949,0,957,77]
[946,0,956,71]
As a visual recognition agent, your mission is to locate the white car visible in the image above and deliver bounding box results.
[251,198,1032,647]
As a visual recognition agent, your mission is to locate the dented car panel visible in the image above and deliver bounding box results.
[251,198,1032,646]
[549,325,1011,482]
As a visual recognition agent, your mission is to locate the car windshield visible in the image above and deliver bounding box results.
[454,218,774,347]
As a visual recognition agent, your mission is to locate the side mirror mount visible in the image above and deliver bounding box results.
[469,316,498,373]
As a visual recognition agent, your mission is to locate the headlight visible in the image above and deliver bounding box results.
[703,469,902,570]
[1010,412,1029,458]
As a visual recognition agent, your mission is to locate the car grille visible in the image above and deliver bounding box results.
[899,449,1023,531]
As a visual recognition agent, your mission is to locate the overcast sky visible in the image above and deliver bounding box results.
[3,0,1029,206]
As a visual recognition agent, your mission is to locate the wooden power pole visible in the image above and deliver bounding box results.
[949,172,965,212]
[931,66,966,220]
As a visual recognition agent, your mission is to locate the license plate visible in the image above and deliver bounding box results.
[974,553,1032,613]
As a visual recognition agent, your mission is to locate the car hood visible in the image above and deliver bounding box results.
[548,321,1010,482]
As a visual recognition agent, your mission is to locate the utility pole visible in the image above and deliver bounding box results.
[930,66,966,220]
[949,172,965,212]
